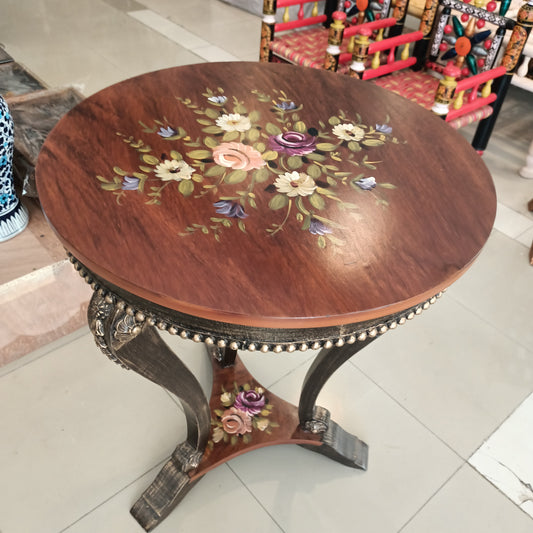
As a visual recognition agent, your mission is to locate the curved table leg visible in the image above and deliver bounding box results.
[298,337,377,470]
[88,293,211,531]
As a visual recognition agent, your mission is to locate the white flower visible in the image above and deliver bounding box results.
[274,171,317,197]
[216,113,251,133]
[155,159,194,181]
[332,123,365,142]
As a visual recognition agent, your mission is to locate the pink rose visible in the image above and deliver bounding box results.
[234,389,266,415]
[221,407,253,435]
[212,142,266,171]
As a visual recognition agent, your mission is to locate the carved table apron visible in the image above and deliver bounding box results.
[35,62,497,531]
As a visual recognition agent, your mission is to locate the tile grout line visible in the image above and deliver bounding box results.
[226,462,287,533]
[395,462,465,533]
[349,357,467,461]
[445,282,533,358]
[57,459,168,533]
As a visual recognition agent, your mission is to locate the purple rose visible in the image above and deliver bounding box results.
[376,124,392,134]
[213,200,248,219]
[121,176,140,190]
[275,101,297,111]
[234,389,266,415]
[355,177,377,190]
[157,126,178,138]
[309,218,332,236]
[269,131,316,156]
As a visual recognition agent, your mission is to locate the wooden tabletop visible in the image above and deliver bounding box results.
[36,62,496,329]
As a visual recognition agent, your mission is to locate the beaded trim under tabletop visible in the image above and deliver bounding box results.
[71,253,444,355]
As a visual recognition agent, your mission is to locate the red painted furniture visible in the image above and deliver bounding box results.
[346,0,533,153]
[259,0,403,70]
[36,62,496,530]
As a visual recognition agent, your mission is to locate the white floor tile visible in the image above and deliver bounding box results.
[401,464,533,533]
[62,463,283,533]
[447,230,533,349]
[229,362,462,533]
[354,294,533,458]
[129,9,210,49]
[193,45,240,62]
[469,392,533,519]
[494,202,533,239]
[0,333,185,533]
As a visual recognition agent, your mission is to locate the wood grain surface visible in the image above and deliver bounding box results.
[35,62,496,328]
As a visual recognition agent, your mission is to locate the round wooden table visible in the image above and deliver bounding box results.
[36,62,496,531]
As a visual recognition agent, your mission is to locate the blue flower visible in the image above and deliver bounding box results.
[376,124,392,134]
[309,219,332,236]
[275,101,297,111]
[355,177,377,190]
[214,200,248,219]
[157,126,178,138]
[121,176,141,190]
[208,95,227,105]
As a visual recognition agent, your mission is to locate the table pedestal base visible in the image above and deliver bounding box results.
[87,292,372,531]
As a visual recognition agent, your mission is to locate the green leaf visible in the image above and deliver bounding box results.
[249,110,260,123]
[317,235,327,248]
[113,166,128,176]
[169,150,183,161]
[101,183,122,191]
[309,193,326,210]
[230,435,238,446]
[293,121,306,133]
[202,126,224,134]
[132,172,147,179]
[328,116,341,125]
[362,139,385,147]
[295,196,310,215]
[247,128,260,142]
[306,164,322,179]
[205,108,219,119]
[262,150,278,161]
[347,141,362,152]
[269,194,289,210]
[96,175,110,182]
[197,118,213,126]
[142,154,160,165]
[287,156,303,170]
[379,183,397,189]
[224,169,247,184]
[139,165,153,173]
[205,165,225,177]
[265,122,282,136]
[222,130,239,142]
[187,149,212,160]
[316,142,338,152]
[178,179,195,197]
[305,152,326,162]
[254,167,270,183]
[238,220,246,233]
[242,434,251,444]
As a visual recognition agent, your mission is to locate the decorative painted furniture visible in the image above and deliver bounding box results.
[35,62,496,531]
[0,95,28,241]
[336,0,533,154]
[259,0,404,70]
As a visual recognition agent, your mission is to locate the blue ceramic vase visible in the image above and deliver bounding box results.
[0,95,28,242]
